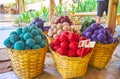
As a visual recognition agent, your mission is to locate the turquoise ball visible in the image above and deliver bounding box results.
[42,34,46,39]
[25,46,31,50]
[32,44,41,49]
[38,29,43,35]
[31,29,39,36]
[10,31,17,36]
[10,34,20,43]
[19,33,24,40]
[40,39,46,48]
[22,27,31,33]
[4,37,12,47]
[23,32,33,40]
[26,38,35,47]
[34,35,42,44]
[14,41,25,50]
[30,24,38,29]
[16,28,22,35]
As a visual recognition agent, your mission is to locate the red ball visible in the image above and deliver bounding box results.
[80,36,87,40]
[60,41,69,50]
[68,32,76,42]
[68,50,77,57]
[57,47,67,56]
[60,34,68,42]
[54,45,60,51]
[53,38,61,45]
[69,42,78,51]
[77,48,87,57]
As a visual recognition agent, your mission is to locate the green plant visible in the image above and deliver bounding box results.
[118,1,120,14]
[69,0,97,13]
[55,5,67,15]
[40,6,49,21]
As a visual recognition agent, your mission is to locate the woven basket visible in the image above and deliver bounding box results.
[50,48,92,79]
[7,46,47,79]
[89,43,118,69]
[46,36,54,44]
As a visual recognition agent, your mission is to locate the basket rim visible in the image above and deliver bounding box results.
[7,45,47,51]
[50,47,92,59]
[95,42,118,45]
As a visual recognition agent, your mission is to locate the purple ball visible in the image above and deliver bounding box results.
[94,30,98,35]
[92,39,99,43]
[98,29,106,34]
[92,34,97,40]
[97,33,106,42]
[90,23,98,30]
[86,27,94,33]
[85,32,92,39]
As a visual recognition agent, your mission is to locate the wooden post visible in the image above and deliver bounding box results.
[21,0,25,12]
[16,0,20,13]
[107,0,119,35]
[49,0,55,24]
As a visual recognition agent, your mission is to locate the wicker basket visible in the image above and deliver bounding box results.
[89,43,118,69]
[46,36,54,44]
[50,48,92,79]
[7,46,47,79]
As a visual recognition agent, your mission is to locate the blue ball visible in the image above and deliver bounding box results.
[34,35,42,44]
[41,34,46,39]
[40,39,46,48]
[4,37,12,47]
[25,46,31,50]
[22,27,31,33]
[16,28,22,35]
[30,24,38,29]
[32,44,41,49]
[23,32,33,40]
[19,33,24,40]
[10,31,17,36]
[10,34,20,43]
[26,38,35,47]
[38,29,43,35]
[14,41,25,50]
[31,29,39,36]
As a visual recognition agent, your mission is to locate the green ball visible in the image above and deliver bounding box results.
[22,27,31,33]
[32,44,41,49]
[26,38,35,47]
[25,46,31,50]
[10,31,17,36]
[34,35,42,44]
[14,41,25,50]
[30,24,38,29]
[4,37,12,47]
[31,29,39,36]
[41,34,46,39]
[19,33,24,40]
[40,39,46,48]
[16,28,22,35]
[10,34,20,43]
[23,32,33,40]
[38,29,43,35]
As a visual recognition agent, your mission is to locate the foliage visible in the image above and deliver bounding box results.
[80,19,96,32]
[40,6,49,21]
[118,1,120,14]
[69,0,97,13]
[55,5,67,16]
[15,6,49,24]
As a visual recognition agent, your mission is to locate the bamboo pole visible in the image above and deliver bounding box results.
[107,0,119,35]
[49,0,55,24]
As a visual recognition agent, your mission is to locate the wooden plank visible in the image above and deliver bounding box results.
[107,0,119,35]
